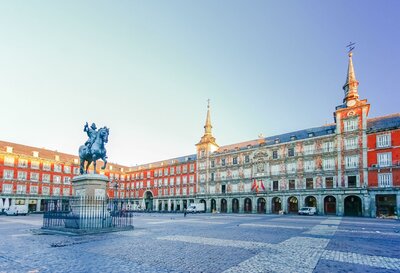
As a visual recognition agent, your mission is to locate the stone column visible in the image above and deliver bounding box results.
[370,193,376,218]
[266,197,272,214]
[396,193,400,218]
[337,194,344,216]
[161,200,165,211]
[227,198,232,213]
[239,198,244,213]
[216,198,221,212]
[363,194,371,217]
[252,197,257,214]
[36,199,41,212]
[317,195,323,215]
[206,199,211,213]
[180,200,184,211]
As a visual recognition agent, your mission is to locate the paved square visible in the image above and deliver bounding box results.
[0,214,399,272]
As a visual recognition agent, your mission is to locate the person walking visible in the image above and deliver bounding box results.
[184,208,187,217]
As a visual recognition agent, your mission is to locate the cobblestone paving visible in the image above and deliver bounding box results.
[0,213,399,272]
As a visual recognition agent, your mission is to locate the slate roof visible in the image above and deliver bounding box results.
[367,113,400,133]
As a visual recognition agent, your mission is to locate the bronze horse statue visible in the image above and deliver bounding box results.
[79,127,109,174]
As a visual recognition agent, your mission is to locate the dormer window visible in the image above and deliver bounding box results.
[274,138,280,144]
[33,151,39,158]
[308,133,314,138]
[6,146,13,153]
[290,136,296,141]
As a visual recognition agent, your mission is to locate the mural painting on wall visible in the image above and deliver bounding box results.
[316,176,322,188]
[297,158,303,170]
[239,167,244,178]
[280,179,287,191]
[227,184,232,193]
[316,156,322,169]
[239,182,245,192]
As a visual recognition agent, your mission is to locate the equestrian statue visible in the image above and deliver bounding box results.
[79,122,109,174]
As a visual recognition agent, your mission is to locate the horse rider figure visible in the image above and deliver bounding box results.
[84,122,98,151]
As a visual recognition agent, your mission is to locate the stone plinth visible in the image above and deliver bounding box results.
[72,174,109,198]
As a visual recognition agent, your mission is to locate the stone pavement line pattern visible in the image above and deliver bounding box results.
[321,250,400,271]
[157,235,275,249]
[239,223,306,230]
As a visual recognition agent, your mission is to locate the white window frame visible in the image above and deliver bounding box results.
[376,134,391,148]
[377,152,392,167]
[345,155,359,169]
[378,173,392,187]
[344,118,358,132]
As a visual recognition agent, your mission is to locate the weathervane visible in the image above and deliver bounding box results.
[347,42,356,53]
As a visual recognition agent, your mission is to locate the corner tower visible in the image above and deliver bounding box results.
[196,100,219,196]
[335,50,370,198]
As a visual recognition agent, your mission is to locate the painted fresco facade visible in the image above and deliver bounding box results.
[0,52,399,217]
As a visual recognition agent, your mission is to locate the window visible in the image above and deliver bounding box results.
[288,148,295,157]
[164,168,169,176]
[4,156,14,166]
[245,155,250,163]
[53,175,61,184]
[64,166,71,173]
[31,161,40,169]
[345,137,358,150]
[189,175,194,183]
[163,178,168,186]
[53,187,60,196]
[42,186,50,195]
[304,144,315,155]
[378,173,392,187]
[63,188,70,196]
[323,141,334,153]
[345,155,359,169]
[304,160,315,172]
[54,164,62,172]
[30,186,38,195]
[377,153,392,167]
[273,181,279,191]
[17,171,27,181]
[190,164,194,172]
[233,157,238,165]
[3,170,14,180]
[176,167,181,174]
[306,178,313,189]
[344,118,358,132]
[271,165,280,175]
[211,160,215,168]
[323,158,335,170]
[17,185,26,194]
[182,188,187,196]
[42,174,50,183]
[272,151,278,159]
[18,159,28,168]
[221,158,226,166]
[2,184,12,194]
[30,172,39,182]
[286,162,296,173]
[169,178,174,186]
[170,167,175,175]
[289,180,295,190]
[182,176,187,185]
[210,173,214,182]
[182,165,187,173]
[176,177,181,185]
[63,177,71,185]
[325,177,334,188]
[43,162,51,171]
[377,134,391,148]
[347,176,357,188]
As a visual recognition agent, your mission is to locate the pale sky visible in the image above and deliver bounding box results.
[0,1,399,166]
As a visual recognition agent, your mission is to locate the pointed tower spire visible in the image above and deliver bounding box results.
[343,51,359,105]
[196,99,218,149]
[204,99,212,135]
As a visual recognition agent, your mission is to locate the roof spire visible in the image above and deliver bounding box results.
[343,43,359,104]
[204,99,212,135]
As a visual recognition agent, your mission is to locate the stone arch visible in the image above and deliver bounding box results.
[221,198,227,213]
[344,195,362,216]
[288,196,298,213]
[232,198,239,213]
[244,198,252,213]
[324,196,336,215]
[272,197,281,214]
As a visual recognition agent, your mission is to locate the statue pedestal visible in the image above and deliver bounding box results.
[72,174,109,198]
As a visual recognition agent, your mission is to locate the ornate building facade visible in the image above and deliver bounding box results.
[0,52,399,217]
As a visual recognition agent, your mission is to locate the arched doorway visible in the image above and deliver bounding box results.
[232,198,239,213]
[211,199,216,212]
[158,201,162,211]
[324,196,336,215]
[183,200,188,210]
[144,191,153,211]
[288,196,298,213]
[200,199,207,212]
[344,195,362,216]
[272,197,281,214]
[244,198,252,213]
[221,199,227,213]
[305,196,317,208]
[257,198,266,214]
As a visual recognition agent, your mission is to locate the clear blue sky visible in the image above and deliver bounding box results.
[0,1,399,166]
